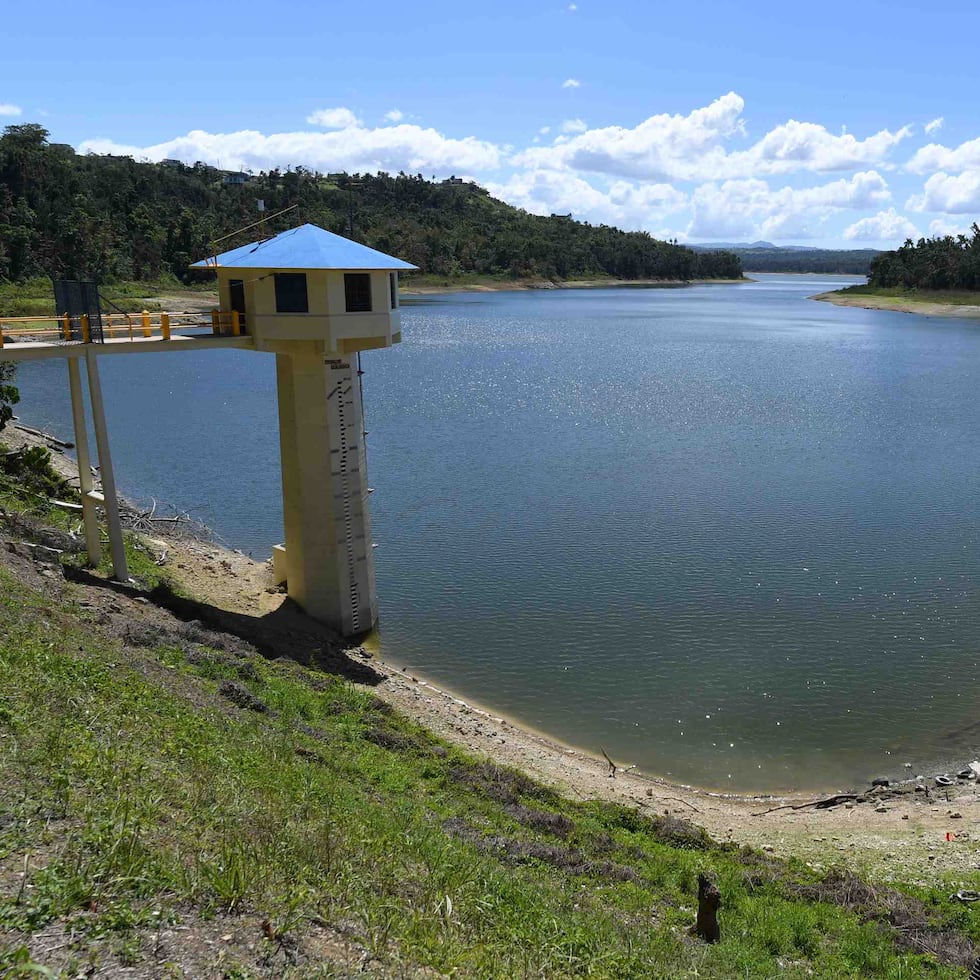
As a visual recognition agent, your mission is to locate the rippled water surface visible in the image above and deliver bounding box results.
[18,276,980,791]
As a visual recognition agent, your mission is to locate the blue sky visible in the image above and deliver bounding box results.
[2,0,979,247]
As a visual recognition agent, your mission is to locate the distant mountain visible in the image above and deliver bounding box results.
[688,242,880,275]
[689,241,822,252]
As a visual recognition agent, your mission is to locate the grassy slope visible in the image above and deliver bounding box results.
[830,285,980,306]
[0,476,977,976]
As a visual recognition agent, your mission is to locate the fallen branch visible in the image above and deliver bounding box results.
[752,793,860,816]
[663,796,701,813]
[600,746,638,779]
[13,424,74,449]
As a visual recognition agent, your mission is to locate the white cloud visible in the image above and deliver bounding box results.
[907,170,980,214]
[561,118,588,134]
[907,136,980,174]
[384,109,405,123]
[513,94,910,182]
[843,208,920,242]
[928,217,974,237]
[924,116,944,134]
[562,78,581,89]
[538,125,551,135]
[485,169,686,229]
[567,3,578,9]
[80,123,502,175]
[687,171,892,240]
[0,103,22,117]
[747,120,911,175]
[306,107,362,129]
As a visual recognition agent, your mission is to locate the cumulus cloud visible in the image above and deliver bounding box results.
[79,123,502,175]
[843,208,920,242]
[307,107,362,129]
[561,118,588,134]
[688,171,892,240]
[562,78,581,89]
[928,217,974,237]
[485,169,686,229]
[924,116,944,134]
[907,136,980,174]
[384,109,405,123]
[513,94,910,182]
[0,103,22,117]
[907,170,980,214]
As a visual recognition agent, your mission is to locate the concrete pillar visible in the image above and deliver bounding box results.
[85,348,128,582]
[275,349,377,635]
[66,356,102,566]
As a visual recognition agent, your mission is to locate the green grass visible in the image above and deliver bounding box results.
[833,284,980,305]
[0,560,976,976]
[0,278,216,318]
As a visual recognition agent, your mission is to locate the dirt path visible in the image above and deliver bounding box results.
[5,424,979,885]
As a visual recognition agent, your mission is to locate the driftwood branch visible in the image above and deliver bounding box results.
[599,746,638,779]
[752,793,860,816]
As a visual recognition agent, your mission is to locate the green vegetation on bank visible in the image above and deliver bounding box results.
[0,123,741,288]
[868,226,980,290]
[698,247,880,275]
[830,284,980,307]
[1,485,978,975]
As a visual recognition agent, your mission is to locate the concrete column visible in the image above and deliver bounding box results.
[84,348,128,582]
[275,349,378,635]
[66,356,101,566]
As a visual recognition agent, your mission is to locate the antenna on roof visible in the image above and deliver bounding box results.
[204,203,299,267]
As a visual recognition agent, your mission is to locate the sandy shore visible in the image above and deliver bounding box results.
[813,290,980,319]
[4,422,978,882]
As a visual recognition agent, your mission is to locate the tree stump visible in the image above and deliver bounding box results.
[694,873,721,944]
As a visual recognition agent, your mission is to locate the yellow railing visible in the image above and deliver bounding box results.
[0,309,244,349]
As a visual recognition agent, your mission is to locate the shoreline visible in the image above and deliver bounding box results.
[4,421,978,879]
[812,289,980,319]
[400,276,750,296]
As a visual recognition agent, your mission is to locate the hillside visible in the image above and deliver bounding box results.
[690,244,879,275]
[0,124,741,286]
[1,420,979,976]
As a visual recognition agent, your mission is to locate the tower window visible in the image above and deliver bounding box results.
[274,273,308,313]
[344,273,372,312]
[389,272,398,309]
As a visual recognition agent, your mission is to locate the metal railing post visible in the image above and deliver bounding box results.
[211,309,220,335]
[160,313,171,340]
[62,312,71,341]
[231,310,241,336]
[142,310,152,337]
[81,314,91,344]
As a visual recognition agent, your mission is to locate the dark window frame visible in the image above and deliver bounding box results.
[274,272,309,313]
[389,272,398,310]
[344,273,373,313]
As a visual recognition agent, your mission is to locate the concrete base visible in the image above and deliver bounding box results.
[276,349,378,636]
[272,544,288,586]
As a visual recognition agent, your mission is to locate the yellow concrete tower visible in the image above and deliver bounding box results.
[192,224,417,635]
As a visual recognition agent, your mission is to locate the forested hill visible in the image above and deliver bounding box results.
[691,243,879,275]
[0,124,741,284]
[868,226,980,289]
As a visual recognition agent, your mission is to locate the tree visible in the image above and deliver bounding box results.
[0,362,19,431]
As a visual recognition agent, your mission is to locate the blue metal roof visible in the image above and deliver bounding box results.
[191,223,418,271]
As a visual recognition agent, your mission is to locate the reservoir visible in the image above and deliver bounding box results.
[17,275,980,792]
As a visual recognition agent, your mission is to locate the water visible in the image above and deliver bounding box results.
[16,276,980,792]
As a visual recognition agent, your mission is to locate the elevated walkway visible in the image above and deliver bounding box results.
[0,310,254,361]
